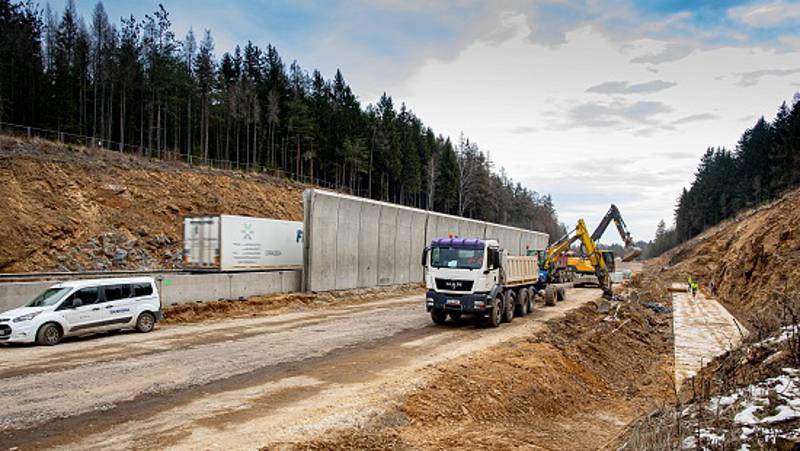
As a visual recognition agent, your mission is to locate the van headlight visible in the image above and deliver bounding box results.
[13,311,42,323]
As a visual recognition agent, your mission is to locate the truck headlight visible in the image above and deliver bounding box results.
[13,311,42,323]
[474,300,486,309]
[426,298,434,306]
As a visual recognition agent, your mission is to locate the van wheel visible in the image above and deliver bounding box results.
[136,312,156,333]
[36,323,62,346]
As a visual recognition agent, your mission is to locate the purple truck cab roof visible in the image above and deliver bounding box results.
[430,237,484,249]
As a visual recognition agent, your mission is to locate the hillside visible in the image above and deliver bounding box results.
[650,186,800,329]
[0,136,305,272]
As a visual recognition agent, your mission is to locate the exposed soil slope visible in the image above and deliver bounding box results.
[0,135,304,272]
[652,187,800,330]
[289,294,674,450]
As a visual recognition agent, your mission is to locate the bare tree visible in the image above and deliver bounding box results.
[456,132,481,216]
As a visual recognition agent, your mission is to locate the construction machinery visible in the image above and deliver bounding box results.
[539,219,615,300]
[591,204,642,262]
[566,204,641,279]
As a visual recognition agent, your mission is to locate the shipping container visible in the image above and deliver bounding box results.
[183,215,303,271]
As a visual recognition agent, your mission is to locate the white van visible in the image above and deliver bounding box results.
[0,277,162,346]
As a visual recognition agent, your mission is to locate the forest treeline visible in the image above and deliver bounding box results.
[0,0,565,239]
[648,94,800,257]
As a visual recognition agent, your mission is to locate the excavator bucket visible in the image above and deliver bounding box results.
[622,246,642,262]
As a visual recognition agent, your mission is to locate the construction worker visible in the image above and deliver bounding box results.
[687,276,699,298]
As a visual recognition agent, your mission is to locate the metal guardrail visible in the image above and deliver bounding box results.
[0,268,298,282]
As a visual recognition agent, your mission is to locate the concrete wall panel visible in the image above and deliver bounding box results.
[377,206,398,285]
[357,201,381,288]
[305,191,340,292]
[394,209,412,284]
[335,197,362,290]
[409,211,428,281]
[0,270,303,314]
[302,189,550,291]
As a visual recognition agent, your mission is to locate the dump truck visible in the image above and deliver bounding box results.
[183,215,303,271]
[422,237,542,327]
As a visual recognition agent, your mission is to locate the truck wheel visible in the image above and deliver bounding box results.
[449,312,462,322]
[36,323,62,346]
[527,288,535,312]
[431,309,447,325]
[485,295,502,328]
[557,286,567,302]
[515,289,529,317]
[502,291,515,323]
[544,286,557,306]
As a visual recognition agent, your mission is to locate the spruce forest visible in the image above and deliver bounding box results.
[0,0,565,239]
[648,94,800,257]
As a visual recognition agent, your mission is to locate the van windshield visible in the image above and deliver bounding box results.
[430,247,484,270]
[25,288,71,307]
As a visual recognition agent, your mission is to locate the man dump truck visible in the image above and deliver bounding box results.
[422,237,542,327]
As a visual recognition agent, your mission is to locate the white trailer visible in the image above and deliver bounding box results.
[183,215,303,271]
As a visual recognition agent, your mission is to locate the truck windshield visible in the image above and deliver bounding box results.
[25,287,71,307]
[430,247,484,270]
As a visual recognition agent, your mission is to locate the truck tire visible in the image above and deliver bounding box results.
[527,288,535,312]
[36,323,62,346]
[485,295,502,328]
[544,285,557,306]
[515,289,529,317]
[557,286,566,302]
[502,291,515,323]
[431,309,447,325]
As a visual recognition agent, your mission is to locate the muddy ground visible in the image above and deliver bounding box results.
[0,135,304,272]
[0,285,667,450]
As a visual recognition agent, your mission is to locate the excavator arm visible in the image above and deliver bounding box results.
[545,219,613,297]
[591,204,641,262]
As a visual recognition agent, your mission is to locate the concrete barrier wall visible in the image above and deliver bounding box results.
[0,270,302,313]
[303,189,550,292]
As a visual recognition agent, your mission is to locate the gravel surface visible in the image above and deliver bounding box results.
[0,287,599,450]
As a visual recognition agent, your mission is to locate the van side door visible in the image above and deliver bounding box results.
[131,282,158,313]
[99,284,136,328]
[59,288,103,333]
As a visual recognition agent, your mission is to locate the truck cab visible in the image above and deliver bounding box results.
[421,238,505,323]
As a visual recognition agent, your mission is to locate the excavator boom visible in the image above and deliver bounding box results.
[545,219,613,297]
[591,204,641,262]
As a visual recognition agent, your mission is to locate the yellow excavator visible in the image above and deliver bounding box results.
[540,218,615,298]
[569,204,641,276]
[537,205,641,300]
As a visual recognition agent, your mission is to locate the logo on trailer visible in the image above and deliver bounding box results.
[241,223,254,240]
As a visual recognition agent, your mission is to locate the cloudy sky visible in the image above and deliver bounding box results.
[60,0,800,243]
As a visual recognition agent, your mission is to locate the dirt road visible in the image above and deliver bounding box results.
[0,286,601,450]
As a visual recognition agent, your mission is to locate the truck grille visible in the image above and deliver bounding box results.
[435,278,474,292]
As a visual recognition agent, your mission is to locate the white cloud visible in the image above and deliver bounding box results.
[586,80,677,94]
[391,16,800,242]
[729,1,800,27]
[736,68,800,87]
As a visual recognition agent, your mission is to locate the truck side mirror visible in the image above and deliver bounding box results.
[421,247,430,267]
